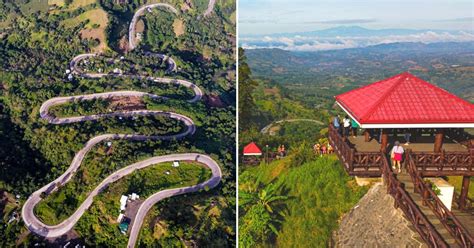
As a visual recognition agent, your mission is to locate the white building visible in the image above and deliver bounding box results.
[131,193,139,201]
[117,213,124,223]
[172,161,180,167]
[120,195,128,211]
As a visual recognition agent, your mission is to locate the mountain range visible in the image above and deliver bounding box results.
[241,26,474,51]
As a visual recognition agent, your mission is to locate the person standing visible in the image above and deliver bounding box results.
[390,141,404,173]
[351,119,359,138]
[404,129,411,145]
[343,116,351,138]
[314,143,321,156]
[333,115,341,135]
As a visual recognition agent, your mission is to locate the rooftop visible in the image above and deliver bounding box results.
[335,72,474,128]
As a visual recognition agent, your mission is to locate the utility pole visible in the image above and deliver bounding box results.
[265,144,269,165]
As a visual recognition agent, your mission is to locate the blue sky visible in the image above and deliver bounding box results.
[239,0,474,35]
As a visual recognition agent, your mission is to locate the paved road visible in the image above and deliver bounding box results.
[127,154,221,248]
[260,119,325,134]
[203,0,216,17]
[128,3,178,51]
[22,1,221,245]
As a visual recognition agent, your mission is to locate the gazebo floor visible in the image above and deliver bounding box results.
[348,135,468,152]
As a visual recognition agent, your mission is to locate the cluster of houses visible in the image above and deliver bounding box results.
[117,193,140,234]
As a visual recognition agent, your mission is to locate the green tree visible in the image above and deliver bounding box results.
[238,48,258,131]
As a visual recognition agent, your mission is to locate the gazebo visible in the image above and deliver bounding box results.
[242,142,263,165]
[328,72,473,214]
[335,72,474,153]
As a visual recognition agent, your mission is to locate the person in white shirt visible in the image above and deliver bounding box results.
[343,116,351,138]
[390,141,404,173]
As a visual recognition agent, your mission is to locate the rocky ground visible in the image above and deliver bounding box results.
[334,183,427,248]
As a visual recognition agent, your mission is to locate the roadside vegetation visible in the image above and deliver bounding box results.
[239,152,367,247]
[238,48,367,247]
[0,0,235,246]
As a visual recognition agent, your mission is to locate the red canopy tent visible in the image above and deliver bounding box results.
[243,142,262,156]
[335,72,474,129]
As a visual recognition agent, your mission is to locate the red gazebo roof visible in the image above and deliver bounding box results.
[335,72,474,128]
[243,142,262,156]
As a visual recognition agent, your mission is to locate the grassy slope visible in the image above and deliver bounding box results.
[35,161,211,225]
[240,155,367,246]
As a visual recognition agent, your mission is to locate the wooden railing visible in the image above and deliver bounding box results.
[406,150,474,247]
[380,152,448,248]
[411,151,473,176]
[241,152,279,166]
[328,124,381,176]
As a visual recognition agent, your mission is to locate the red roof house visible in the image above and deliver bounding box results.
[243,142,262,156]
[335,72,474,128]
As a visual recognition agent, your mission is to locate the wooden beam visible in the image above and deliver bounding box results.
[364,130,370,142]
[459,176,470,210]
[434,129,444,153]
[381,129,388,153]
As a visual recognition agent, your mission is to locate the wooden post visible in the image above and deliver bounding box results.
[364,129,370,142]
[381,129,388,153]
[434,129,444,153]
[459,176,470,210]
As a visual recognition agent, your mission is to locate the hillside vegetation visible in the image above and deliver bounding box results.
[239,152,367,247]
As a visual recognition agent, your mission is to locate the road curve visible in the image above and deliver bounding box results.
[127,154,221,248]
[260,119,325,134]
[22,152,221,238]
[128,3,178,51]
[203,0,216,17]
[22,1,222,246]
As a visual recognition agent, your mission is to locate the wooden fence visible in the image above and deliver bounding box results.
[380,152,448,247]
[406,150,474,247]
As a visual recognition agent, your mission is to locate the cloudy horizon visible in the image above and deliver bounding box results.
[239,0,474,51]
[239,0,474,35]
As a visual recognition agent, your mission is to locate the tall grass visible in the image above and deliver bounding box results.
[239,154,367,247]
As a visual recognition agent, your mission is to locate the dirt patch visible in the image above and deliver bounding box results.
[204,94,225,108]
[63,8,109,52]
[172,19,185,37]
[118,35,130,53]
[80,28,106,53]
[135,19,145,33]
[110,96,145,111]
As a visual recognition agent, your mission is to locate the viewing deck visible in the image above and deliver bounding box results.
[328,125,474,177]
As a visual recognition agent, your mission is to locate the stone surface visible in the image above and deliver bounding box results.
[334,183,426,248]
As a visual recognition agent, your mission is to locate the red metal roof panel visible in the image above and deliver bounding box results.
[335,72,474,124]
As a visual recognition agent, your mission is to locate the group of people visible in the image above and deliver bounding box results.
[277,144,286,158]
[313,143,334,156]
[333,115,359,138]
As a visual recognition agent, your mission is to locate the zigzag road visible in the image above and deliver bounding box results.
[22,1,219,247]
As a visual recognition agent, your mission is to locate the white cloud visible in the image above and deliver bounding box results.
[242,31,474,51]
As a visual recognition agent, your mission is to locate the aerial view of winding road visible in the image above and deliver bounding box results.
[21,1,220,247]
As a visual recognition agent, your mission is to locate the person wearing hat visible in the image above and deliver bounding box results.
[390,141,404,173]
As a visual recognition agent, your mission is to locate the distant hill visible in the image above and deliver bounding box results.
[245,41,474,104]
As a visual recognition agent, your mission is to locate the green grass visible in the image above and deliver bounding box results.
[239,155,368,247]
[34,147,211,225]
[73,161,212,247]
[447,176,474,199]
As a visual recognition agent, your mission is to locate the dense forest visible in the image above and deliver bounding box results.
[0,0,235,246]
